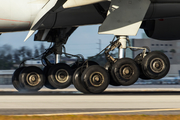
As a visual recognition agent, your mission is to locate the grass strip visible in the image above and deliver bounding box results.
[0,115,180,120]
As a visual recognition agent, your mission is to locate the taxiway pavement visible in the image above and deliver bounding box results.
[0,85,180,115]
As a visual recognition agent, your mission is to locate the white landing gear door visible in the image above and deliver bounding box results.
[24,0,67,41]
[99,0,150,36]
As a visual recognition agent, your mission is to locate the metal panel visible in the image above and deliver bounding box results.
[63,0,109,9]
[24,0,67,41]
[99,0,150,36]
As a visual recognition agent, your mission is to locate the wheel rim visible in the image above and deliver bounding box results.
[150,58,165,73]
[26,72,41,86]
[55,69,69,83]
[89,72,104,87]
[119,64,134,79]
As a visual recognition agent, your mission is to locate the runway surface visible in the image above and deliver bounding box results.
[0,85,180,115]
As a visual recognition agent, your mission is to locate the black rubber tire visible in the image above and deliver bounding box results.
[81,65,110,94]
[134,53,151,80]
[71,61,98,71]
[12,67,25,91]
[104,62,121,86]
[73,66,90,93]
[141,51,170,79]
[43,66,56,89]
[19,66,45,92]
[111,58,140,86]
[48,63,73,89]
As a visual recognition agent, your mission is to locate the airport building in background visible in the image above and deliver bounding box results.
[133,38,180,77]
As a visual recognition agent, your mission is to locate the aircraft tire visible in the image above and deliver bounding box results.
[43,66,56,89]
[19,66,45,92]
[71,61,99,72]
[71,61,84,74]
[48,63,73,89]
[141,51,170,79]
[73,66,90,94]
[12,67,26,91]
[81,65,109,94]
[111,58,140,86]
[104,62,121,86]
[134,53,151,80]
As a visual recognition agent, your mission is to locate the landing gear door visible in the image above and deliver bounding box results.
[24,0,67,41]
[98,0,150,36]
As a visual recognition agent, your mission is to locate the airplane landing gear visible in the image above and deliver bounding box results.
[12,67,26,91]
[73,66,90,93]
[104,62,121,86]
[12,66,45,92]
[104,36,140,86]
[141,51,170,79]
[12,28,170,94]
[43,65,56,89]
[81,65,110,94]
[104,35,170,86]
[48,63,73,89]
[111,58,140,86]
[134,52,151,80]
[73,61,99,93]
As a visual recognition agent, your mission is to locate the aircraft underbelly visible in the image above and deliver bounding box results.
[55,6,104,27]
[39,5,105,29]
[42,2,180,29]
[0,0,48,32]
[1,0,180,32]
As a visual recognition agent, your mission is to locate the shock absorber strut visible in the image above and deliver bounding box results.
[118,36,127,59]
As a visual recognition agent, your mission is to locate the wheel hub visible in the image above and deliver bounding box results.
[123,68,130,75]
[120,64,133,79]
[89,72,104,87]
[26,72,41,86]
[150,58,165,73]
[55,69,69,83]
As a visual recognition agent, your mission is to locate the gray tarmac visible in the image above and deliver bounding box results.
[0,85,180,116]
